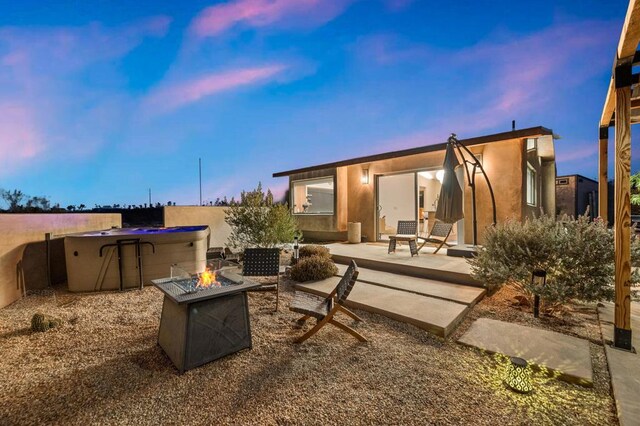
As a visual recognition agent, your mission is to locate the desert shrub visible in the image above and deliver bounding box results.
[470,214,640,309]
[31,312,61,332]
[298,245,331,260]
[290,255,338,282]
[226,183,301,249]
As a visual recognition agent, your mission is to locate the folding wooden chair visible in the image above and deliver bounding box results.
[387,220,419,257]
[243,248,281,311]
[289,260,366,343]
[418,221,454,254]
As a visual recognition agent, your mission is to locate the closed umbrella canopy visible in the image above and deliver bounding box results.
[435,143,464,224]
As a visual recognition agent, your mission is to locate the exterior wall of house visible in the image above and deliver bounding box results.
[541,160,557,217]
[286,133,555,245]
[288,167,349,241]
[467,138,525,243]
[346,149,446,242]
[555,175,598,218]
[0,213,122,309]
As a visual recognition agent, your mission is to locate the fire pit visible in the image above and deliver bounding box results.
[152,263,261,373]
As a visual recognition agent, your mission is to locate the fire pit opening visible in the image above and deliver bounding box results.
[169,263,241,294]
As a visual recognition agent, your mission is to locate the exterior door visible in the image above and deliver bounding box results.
[376,172,417,240]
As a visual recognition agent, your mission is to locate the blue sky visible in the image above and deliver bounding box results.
[0,0,633,207]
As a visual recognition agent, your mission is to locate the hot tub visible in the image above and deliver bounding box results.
[64,226,210,292]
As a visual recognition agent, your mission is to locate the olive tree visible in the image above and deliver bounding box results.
[225,183,300,249]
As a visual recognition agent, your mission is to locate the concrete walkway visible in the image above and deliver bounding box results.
[295,265,485,338]
[458,318,593,386]
[598,302,640,426]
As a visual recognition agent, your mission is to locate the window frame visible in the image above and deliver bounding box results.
[526,163,537,206]
[526,138,537,151]
[290,176,336,216]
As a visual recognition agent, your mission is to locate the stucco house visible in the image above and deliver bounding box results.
[555,174,598,220]
[273,126,556,245]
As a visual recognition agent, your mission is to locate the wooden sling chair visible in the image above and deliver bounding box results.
[289,260,367,343]
[418,221,454,254]
[387,220,419,257]
[243,248,281,311]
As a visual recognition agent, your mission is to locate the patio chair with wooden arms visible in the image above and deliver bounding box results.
[289,260,366,343]
[243,248,281,311]
[387,220,419,257]
[418,221,454,254]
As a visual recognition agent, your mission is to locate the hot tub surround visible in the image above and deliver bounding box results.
[64,226,210,292]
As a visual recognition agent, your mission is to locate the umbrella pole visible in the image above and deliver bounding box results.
[449,134,497,246]
[470,166,478,246]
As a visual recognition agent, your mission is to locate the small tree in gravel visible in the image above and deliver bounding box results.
[470,213,640,312]
[226,183,300,249]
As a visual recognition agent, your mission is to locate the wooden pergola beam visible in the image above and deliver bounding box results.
[600,0,639,352]
[614,81,633,350]
[618,0,640,59]
[599,127,608,222]
[600,0,640,127]
[601,79,616,127]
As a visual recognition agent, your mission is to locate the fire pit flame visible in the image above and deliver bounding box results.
[196,268,220,288]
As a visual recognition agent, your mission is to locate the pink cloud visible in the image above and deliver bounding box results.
[144,64,286,114]
[0,17,171,73]
[190,0,354,37]
[384,0,414,12]
[355,34,433,64]
[0,103,44,175]
[0,17,171,174]
[555,143,598,163]
[363,20,617,153]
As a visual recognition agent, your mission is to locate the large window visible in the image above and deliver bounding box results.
[526,164,537,206]
[292,177,335,214]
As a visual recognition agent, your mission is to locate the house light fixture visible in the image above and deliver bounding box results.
[436,170,444,183]
[361,168,370,184]
[504,357,533,393]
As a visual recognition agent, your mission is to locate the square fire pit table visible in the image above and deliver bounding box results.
[152,267,261,373]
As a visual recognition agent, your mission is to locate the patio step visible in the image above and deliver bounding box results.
[327,242,482,288]
[335,264,485,307]
[295,277,470,338]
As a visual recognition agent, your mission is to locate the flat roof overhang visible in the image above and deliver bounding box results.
[273,126,553,177]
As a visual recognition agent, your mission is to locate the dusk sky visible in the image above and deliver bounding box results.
[0,0,634,207]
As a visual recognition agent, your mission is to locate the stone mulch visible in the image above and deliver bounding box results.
[0,280,617,425]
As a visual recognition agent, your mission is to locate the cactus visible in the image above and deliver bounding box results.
[31,312,61,332]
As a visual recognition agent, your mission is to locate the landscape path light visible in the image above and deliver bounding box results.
[504,356,533,394]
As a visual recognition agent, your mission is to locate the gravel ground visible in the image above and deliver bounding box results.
[0,278,618,426]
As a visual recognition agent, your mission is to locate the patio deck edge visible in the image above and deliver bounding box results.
[331,253,483,288]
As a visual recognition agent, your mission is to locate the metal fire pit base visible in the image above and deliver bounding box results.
[157,290,253,373]
[158,292,251,373]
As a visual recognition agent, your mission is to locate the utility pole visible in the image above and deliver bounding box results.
[199,158,202,206]
[148,188,152,206]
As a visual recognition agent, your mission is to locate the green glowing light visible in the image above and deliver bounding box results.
[505,357,533,393]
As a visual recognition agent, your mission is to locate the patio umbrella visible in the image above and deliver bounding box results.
[435,142,464,224]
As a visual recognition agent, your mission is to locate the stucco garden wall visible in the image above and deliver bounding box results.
[0,213,121,309]
[163,206,231,248]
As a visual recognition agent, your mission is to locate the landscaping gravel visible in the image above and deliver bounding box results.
[0,280,617,425]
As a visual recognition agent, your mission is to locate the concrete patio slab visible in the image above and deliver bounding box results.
[598,302,640,426]
[326,242,480,287]
[296,277,469,337]
[335,264,485,307]
[458,318,593,386]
